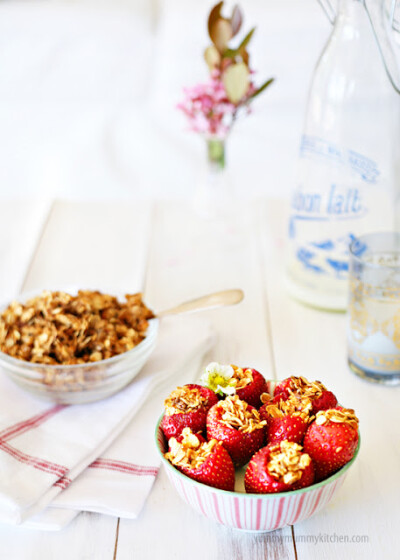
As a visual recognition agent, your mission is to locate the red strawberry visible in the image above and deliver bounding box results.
[244,441,315,494]
[310,390,337,414]
[206,395,266,467]
[161,384,218,439]
[232,366,267,408]
[259,396,311,445]
[303,407,359,481]
[265,415,309,445]
[274,376,337,414]
[165,428,235,491]
[273,378,293,401]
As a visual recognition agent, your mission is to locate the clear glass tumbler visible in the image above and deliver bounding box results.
[347,231,400,385]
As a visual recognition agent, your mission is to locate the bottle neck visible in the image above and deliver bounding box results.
[336,0,366,21]
[335,0,400,93]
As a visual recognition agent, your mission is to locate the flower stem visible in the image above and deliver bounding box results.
[207,138,225,170]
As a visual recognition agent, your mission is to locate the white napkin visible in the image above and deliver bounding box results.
[0,316,214,528]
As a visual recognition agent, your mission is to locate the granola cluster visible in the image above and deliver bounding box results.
[165,428,218,469]
[315,408,359,430]
[164,386,209,416]
[231,365,253,390]
[0,290,154,365]
[262,393,314,423]
[261,376,327,408]
[267,441,311,484]
[288,376,327,399]
[218,395,266,434]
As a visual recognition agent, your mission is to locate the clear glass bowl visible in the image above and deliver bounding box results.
[0,289,159,404]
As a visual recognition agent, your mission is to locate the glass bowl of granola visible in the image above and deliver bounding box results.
[0,289,158,404]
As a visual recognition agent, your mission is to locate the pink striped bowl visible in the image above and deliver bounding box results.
[155,419,360,532]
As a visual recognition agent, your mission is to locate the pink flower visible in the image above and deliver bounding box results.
[178,76,237,138]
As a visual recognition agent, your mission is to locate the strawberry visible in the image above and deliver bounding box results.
[244,440,315,494]
[161,384,218,439]
[311,390,338,414]
[165,428,235,491]
[206,395,266,467]
[259,394,312,445]
[273,378,293,401]
[265,415,309,445]
[274,376,337,414]
[232,366,267,408]
[303,407,359,481]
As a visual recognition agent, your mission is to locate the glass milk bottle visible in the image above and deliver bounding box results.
[286,0,400,310]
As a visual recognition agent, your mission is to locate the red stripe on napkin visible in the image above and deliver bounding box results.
[90,458,158,477]
[0,441,68,478]
[53,477,73,490]
[0,405,66,442]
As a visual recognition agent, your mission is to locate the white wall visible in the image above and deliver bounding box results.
[0,1,332,200]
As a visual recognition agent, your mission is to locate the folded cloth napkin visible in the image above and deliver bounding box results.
[0,316,214,528]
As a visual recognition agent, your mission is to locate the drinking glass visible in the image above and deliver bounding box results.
[347,232,400,385]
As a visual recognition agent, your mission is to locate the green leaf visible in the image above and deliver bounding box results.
[238,27,255,52]
[220,28,255,62]
[223,62,250,104]
[223,47,239,59]
[248,77,275,100]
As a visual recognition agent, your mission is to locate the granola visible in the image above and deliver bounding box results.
[315,408,359,430]
[218,395,266,434]
[263,393,314,423]
[0,290,154,365]
[231,365,253,390]
[267,440,311,484]
[164,386,209,415]
[165,428,218,469]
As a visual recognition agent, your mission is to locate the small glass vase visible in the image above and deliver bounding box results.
[193,137,232,220]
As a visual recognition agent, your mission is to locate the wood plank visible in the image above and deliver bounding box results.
[0,199,152,559]
[23,199,151,293]
[0,512,118,560]
[0,199,51,300]
[261,198,399,559]
[116,201,296,560]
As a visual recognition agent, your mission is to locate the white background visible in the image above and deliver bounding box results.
[0,0,333,201]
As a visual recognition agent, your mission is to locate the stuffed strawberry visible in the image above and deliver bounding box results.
[273,376,337,414]
[199,362,267,407]
[161,384,218,439]
[164,427,235,491]
[259,393,312,445]
[206,395,266,467]
[231,366,267,407]
[303,407,359,481]
[244,440,315,494]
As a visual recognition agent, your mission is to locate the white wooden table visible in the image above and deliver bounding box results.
[0,198,398,559]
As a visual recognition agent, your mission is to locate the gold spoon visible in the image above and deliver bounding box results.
[157,289,244,318]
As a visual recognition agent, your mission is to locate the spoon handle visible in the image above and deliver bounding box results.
[157,289,244,318]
